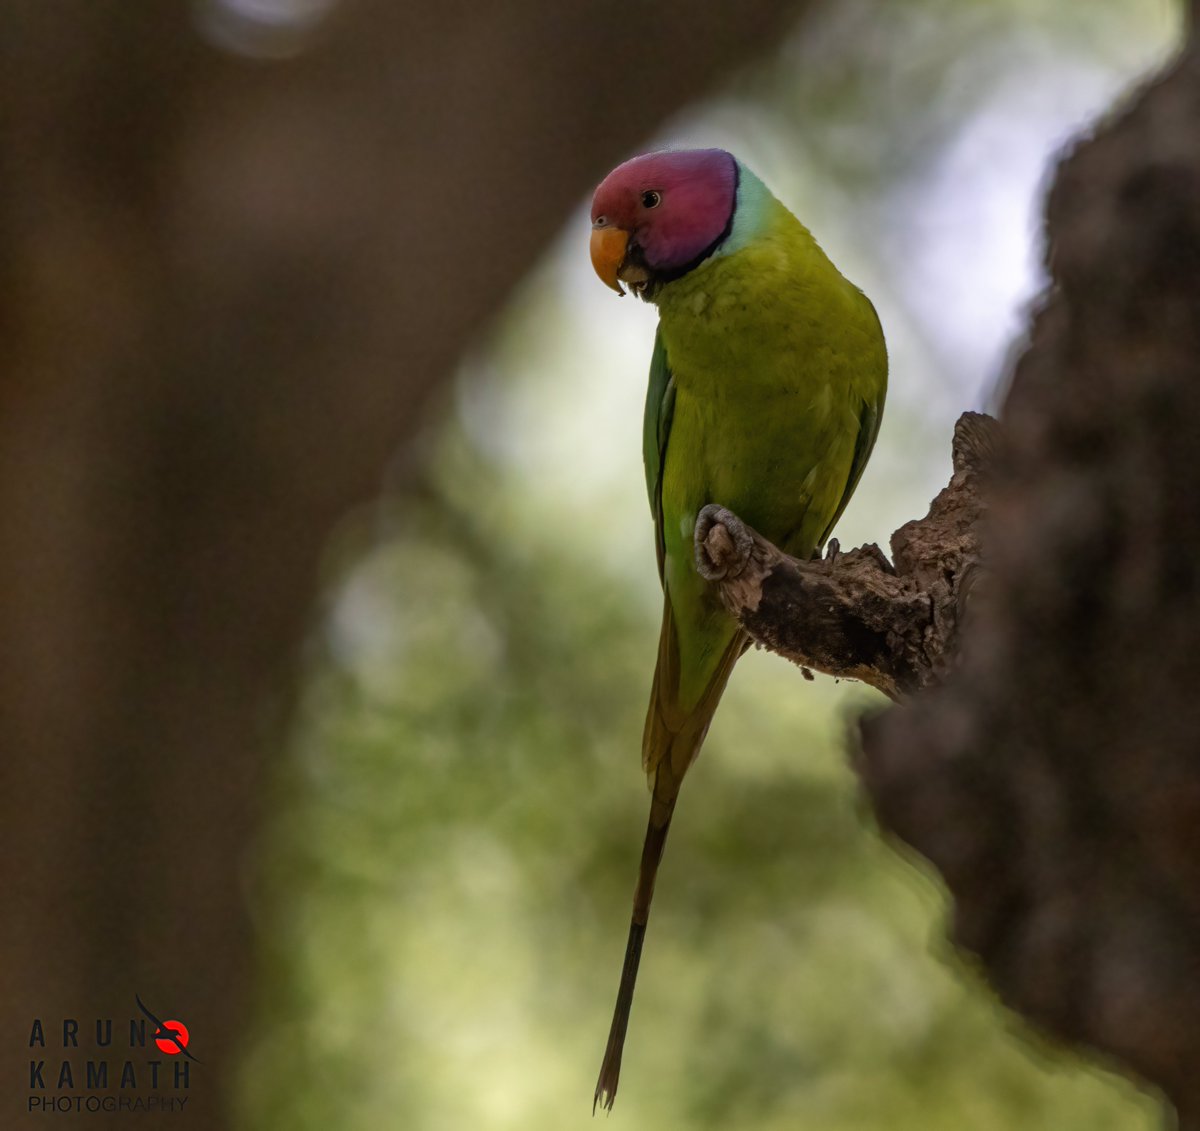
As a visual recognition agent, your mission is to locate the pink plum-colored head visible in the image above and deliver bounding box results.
[589,149,737,294]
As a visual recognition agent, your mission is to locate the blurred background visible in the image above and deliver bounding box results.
[236,2,1180,1128]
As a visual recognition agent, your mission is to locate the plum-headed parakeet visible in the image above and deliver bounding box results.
[587,148,887,1110]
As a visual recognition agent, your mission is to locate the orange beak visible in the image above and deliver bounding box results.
[590,226,629,295]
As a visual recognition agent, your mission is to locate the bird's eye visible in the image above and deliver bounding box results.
[641,190,662,209]
[593,215,607,228]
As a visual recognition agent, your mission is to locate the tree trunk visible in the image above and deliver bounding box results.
[700,16,1200,1125]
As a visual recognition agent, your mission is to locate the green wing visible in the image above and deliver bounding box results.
[816,296,887,550]
[642,327,676,583]
[816,396,883,552]
[817,391,884,550]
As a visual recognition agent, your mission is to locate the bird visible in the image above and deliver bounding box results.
[587,148,887,1111]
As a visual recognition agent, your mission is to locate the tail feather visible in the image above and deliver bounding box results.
[593,807,671,1113]
[593,615,748,1112]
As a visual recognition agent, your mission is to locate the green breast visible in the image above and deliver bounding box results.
[655,202,885,562]
[647,195,886,711]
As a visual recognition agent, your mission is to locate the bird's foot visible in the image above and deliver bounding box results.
[694,504,753,581]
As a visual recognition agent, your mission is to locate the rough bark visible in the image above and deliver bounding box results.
[694,412,1000,701]
[0,4,807,1127]
[695,21,1200,1127]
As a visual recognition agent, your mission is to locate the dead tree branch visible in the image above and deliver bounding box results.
[694,411,1000,702]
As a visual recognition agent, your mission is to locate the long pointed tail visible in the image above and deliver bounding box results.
[593,611,747,1113]
[593,793,674,1113]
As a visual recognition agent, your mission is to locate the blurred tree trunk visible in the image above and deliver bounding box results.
[858,11,1200,1126]
[0,3,806,1126]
